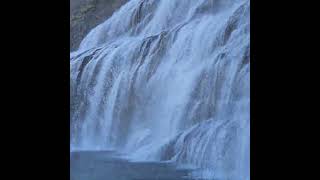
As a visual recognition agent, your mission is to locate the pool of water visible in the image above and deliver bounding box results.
[70,151,203,180]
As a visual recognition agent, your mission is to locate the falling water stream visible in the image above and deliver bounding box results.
[70,0,250,179]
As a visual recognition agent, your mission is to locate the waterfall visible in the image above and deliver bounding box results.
[70,0,250,179]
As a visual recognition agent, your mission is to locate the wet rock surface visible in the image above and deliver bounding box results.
[70,0,127,51]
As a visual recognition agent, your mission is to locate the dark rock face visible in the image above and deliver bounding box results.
[70,0,127,51]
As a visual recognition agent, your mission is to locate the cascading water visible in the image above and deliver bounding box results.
[70,0,250,179]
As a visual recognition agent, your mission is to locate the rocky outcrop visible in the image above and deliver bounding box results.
[70,0,127,51]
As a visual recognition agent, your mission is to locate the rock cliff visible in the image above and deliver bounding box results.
[70,0,127,51]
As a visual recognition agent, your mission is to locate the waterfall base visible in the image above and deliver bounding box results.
[70,151,200,180]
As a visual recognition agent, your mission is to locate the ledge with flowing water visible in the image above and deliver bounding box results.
[70,0,250,179]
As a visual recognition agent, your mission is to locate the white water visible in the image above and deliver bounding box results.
[70,0,250,179]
